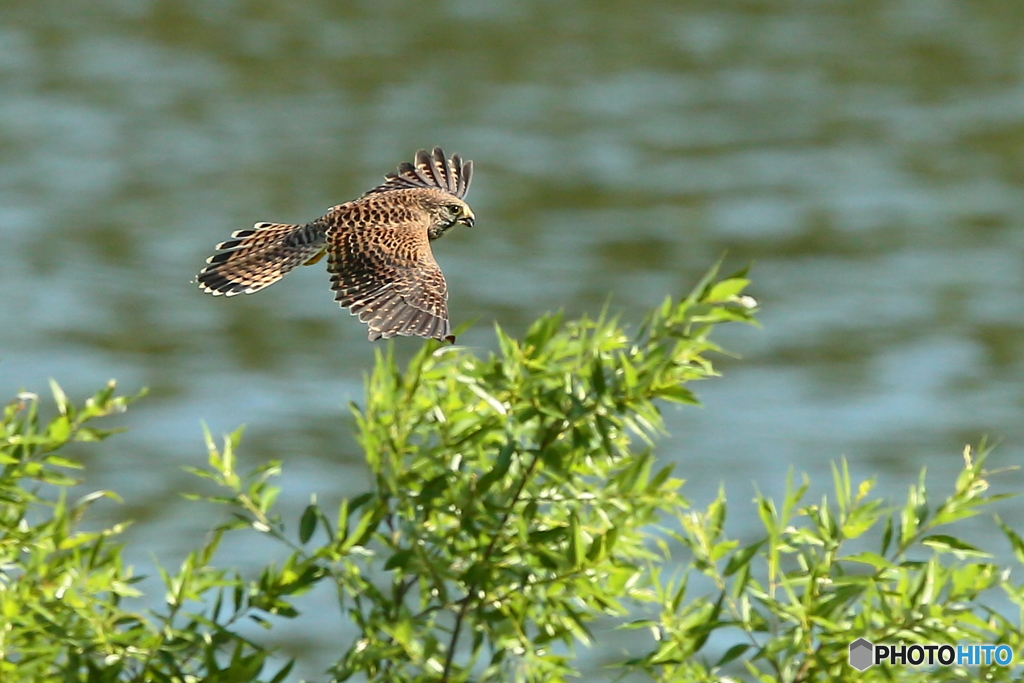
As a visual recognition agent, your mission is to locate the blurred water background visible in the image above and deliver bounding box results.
[2,0,1024,679]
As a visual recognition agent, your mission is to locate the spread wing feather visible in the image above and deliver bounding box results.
[363,147,473,199]
[327,218,452,342]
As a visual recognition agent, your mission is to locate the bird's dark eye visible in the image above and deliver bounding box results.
[446,204,462,216]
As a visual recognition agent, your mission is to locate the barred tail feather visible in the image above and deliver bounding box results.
[196,221,327,296]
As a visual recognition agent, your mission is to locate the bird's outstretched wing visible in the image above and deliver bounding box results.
[362,147,473,199]
[327,215,452,342]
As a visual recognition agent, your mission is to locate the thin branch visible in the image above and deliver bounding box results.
[440,422,562,681]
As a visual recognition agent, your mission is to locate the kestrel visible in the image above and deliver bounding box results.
[196,148,474,342]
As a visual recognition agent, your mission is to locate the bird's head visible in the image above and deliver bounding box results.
[422,191,475,240]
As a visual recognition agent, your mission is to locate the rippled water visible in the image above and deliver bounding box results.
[2,1,1023,678]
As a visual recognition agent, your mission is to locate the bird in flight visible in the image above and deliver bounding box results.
[196,148,474,342]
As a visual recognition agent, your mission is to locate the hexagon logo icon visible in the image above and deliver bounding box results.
[849,638,874,671]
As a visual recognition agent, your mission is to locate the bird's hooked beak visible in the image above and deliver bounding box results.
[458,208,475,228]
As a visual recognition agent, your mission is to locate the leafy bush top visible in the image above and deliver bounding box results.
[1,265,1021,683]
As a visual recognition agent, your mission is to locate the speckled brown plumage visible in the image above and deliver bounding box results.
[196,148,474,342]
